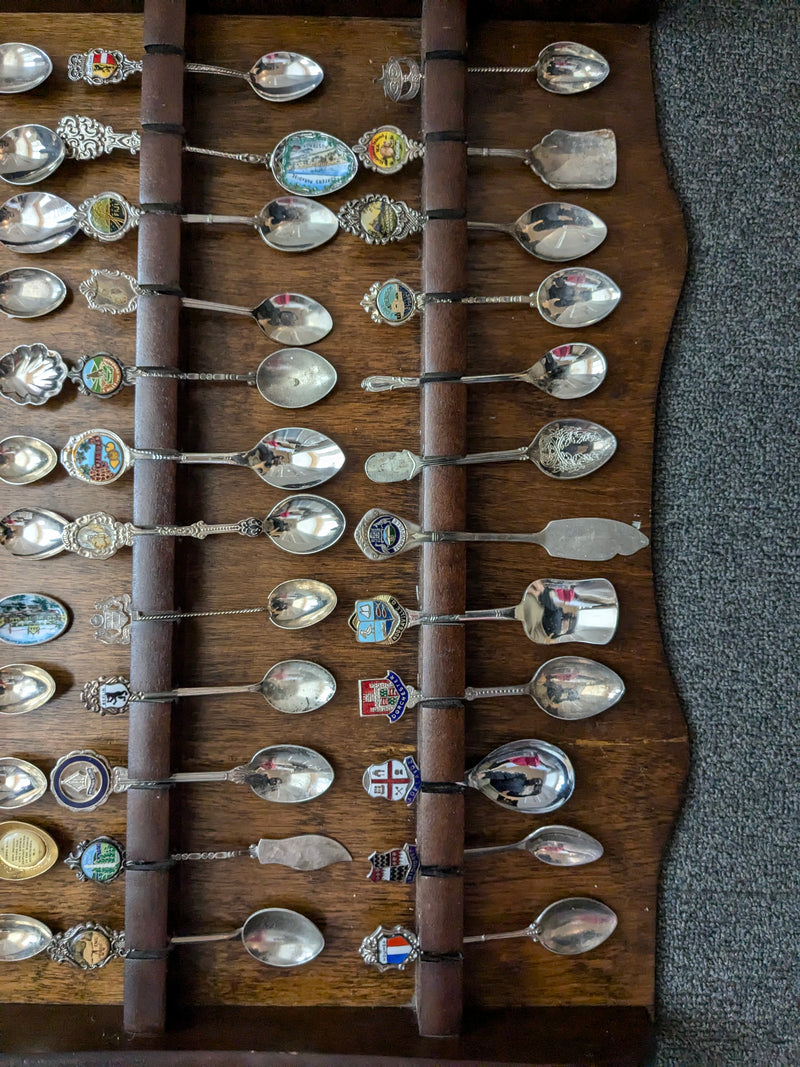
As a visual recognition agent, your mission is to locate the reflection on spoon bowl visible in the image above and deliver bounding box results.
[466,738,575,814]
[256,196,338,251]
[0,267,67,317]
[240,907,324,967]
[0,663,56,715]
[0,435,58,484]
[536,267,621,328]
[0,191,79,253]
[0,507,67,559]
[267,578,336,630]
[0,44,53,94]
[255,348,337,408]
[0,756,48,809]
[0,124,66,185]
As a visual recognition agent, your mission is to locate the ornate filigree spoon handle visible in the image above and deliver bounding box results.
[62,512,264,560]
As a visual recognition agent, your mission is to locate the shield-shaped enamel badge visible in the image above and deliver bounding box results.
[362,755,420,805]
[366,842,420,883]
[348,595,408,644]
[358,670,411,722]
[359,924,420,972]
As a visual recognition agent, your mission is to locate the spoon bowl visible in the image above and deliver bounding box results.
[244,427,345,489]
[234,744,334,803]
[0,913,51,959]
[263,494,345,554]
[465,738,575,814]
[247,52,324,102]
[528,418,616,479]
[517,825,604,866]
[0,191,79,253]
[0,342,68,404]
[0,124,66,185]
[259,660,336,714]
[510,202,606,261]
[0,663,56,715]
[529,655,625,718]
[255,348,337,407]
[0,44,53,94]
[536,267,621,328]
[516,578,618,645]
[241,907,324,966]
[0,757,47,809]
[536,42,610,94]
[0,267,67,317]
[0,435,58,484]
[267,578,337,630]
[251,292,333,346]
[534,897,617,954]
[0,593,71,646]
[0,507,67,559]
[256,196,338,251]
[530,343,606,398]
[0,821,58,879]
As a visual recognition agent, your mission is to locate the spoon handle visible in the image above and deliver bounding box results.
[465,221,513,234]
[134,606,270,621]
[462,683,532,700]
[459,294,534,307]
[467,146,530,162]
[422,445,534,468]
[132,367,255,385]
[169,849,252,862]
[426,530,545,545]
[407,605,519,626]
[463,923,538,944]
[179,297,256,317]
[467,64,536,74]
[180,213,259,227]
[136,682,259,701]
[361,371,527,391]
[462,841,521,858]
[130,446,249,466]
[184,62,247,80]
[169,927,242,946]
[56,115,141,160]
[183,144,267,166]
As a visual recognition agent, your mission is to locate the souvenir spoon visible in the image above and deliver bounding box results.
[67,833,349,886]
[59,427,345,490]
[79,269,332,346]
[0,118,615,193]
[364,419,616,483]
[0,343,337,408]
[348,578,618,646]
[0,497,345,562]
[364,738,574,813]
[338,194,607,260]
[362,343,606,400]
[0,907,324,968]
[359,657,624,724]
[378,41,609,101]
[90,579,337,645]
[80,659,336,716]
[69,48,324,103]
[0,434,57,484]
[360,897,616,971]
[0,663,56,715]
[0,757,47,809]
[0,592,71,646]
[356,510,647,563]
[0,43,53,93]
[0,267,67,318]
[0,190,339,252]
[362,270,621,329]
[0,821,58,880]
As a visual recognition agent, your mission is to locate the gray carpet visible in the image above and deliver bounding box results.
[650,1,799,1064]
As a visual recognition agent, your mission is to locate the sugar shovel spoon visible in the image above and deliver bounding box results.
[338,194,607,261]
[355,510,647,562]
[0,43,53,93]
[0,190,339,253]
[362,343,606,400]
[0,496,345,561]
[68,47,324,103]
[80,659,336,716]
[349,578,618,647]
[361,270,621,328]
[0,663,56,715]
[365,419,616,483]
[0,907,324,968]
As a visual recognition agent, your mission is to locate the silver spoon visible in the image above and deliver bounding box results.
[80,659,336,716]
[0,592,71,646]
[0,434,57,484]
[362,343,606,400]
[0,267,67,318]
[0,663,56,715]
[348,578,618,647]
[338,194,607,261]
[68,48,324,103]
[59,427,345,490]
[0,43,53,93]
[355,510,647,562]
[0,190,339,253]
[0,757,47,809]
[465,825,604,866]
[91,579,337,646]
[360,897,616,972]
[358,656,624,723]
[361,270,621,329]
[378,41,609,101]
[0,343,337,408]
[79,268,332,346]
[0,907,324,969]
[0,497,346,562]
[364,419,616,483]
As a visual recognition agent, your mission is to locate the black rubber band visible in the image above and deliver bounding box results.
[416,371,467,384]
[418,864,462,878]
[143,44,185,57]
[124,858,177,872]
[141,122,185,135]
[425,130,466,142]
[419,781,466,794]
[134,284,183,297]
[124,947,173,960]
[424,50,466,61]
[419,950,464,963]
[425,208,467,220]
[426,289,468,303]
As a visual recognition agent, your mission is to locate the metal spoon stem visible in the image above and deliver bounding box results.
[184,62,248,80]
[363,371,535,391]
[183,144,265,165]
[465,220,513,234]
[180,212,261,226]
[413,445,533,469]
[463,683,532,700]
[125,682,264,701]
[463,925,538,944]
[169,928,242,946]
[133,368,255,385]
[179,296,258,316]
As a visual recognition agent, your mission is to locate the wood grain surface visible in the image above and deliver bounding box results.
[0,6,688,1057]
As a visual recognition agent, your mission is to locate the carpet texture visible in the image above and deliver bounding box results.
[650,1,799,1064]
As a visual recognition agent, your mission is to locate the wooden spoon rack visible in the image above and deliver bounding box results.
[0,1,688,1061]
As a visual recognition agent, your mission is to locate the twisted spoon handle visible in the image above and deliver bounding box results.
[183,144,267,165]
[184,62,247,79]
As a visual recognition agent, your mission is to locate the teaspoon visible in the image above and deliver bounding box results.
[80,659,336,716]
[79,268,333,346]
[358,656,624,722]
[0,190,339,253]
[361,270,621,329]
[364,419,616,482]
[0,496,345,561]
[0,663,56,715]
[0,43,53,93]
[360,897,616,972]
[0,434,57,484]
[90,579,337,645]
[362,343,606,399]
[59,427,344,489]
[348,578,618,646]
[378,41,609,101]
[338,194,607,261]
[68,47,324,103]
[0,343,337,408]
[0,267,67,318]
[0,821,58,880]
[0,907,324,968]
[0,592,71,647]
